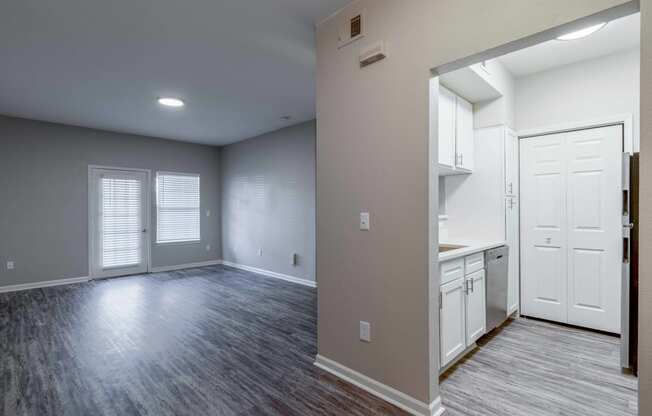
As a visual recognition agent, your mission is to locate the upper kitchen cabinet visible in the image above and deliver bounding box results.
[455,96,474,172]
[438,85,457,170]
[436,86,474,175]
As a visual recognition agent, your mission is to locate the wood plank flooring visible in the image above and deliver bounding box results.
[0,266,404,416]
[440,318,638,416]
[0,265,638,415]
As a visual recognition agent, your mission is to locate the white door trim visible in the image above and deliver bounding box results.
[88,165,152,279]
[517,113,634,153]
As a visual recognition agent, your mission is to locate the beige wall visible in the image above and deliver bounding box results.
[639,1,651,414]
[316,0,637,406]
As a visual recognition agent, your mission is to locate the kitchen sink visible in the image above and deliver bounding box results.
[439,244,467,253]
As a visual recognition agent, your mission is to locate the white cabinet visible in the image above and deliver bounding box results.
[504,129,519,196]
[506,196,520,315]
[439,252,487,368]
[436,86,474,175]
[438,86,457,169]
[455,96,474,172]
[440,278,467,367]
[465,269,486,345]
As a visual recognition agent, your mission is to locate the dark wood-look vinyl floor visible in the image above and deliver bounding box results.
[440,318,638,416]
[0,265,638,416]
[0,266,405,416]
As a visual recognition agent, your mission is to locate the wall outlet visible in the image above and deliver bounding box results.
[206,209,211,217]
[205,244,211,252]
[359,321,371,343]
[6,261,14,270]
[258,248,263,256]
[360,212,370,231]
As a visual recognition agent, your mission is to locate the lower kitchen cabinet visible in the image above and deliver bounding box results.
[440,254,488,368]
[465,269,486,345]
[440,278,467,367]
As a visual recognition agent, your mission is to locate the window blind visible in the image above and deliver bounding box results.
[156,173,200,243]
[101,177,142,268]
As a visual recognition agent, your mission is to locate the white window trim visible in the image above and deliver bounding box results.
[155,171,202,245]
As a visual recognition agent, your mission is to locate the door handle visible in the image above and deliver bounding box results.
[470,278,474,293]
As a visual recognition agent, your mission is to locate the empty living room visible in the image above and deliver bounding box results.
[1,1,651,416]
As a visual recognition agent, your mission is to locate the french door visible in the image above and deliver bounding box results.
[89,167,150,279]
[520,125,623,333]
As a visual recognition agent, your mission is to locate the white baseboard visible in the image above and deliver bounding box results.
[221,260,316,288]
[314,355,445,416]
[0,276,90,294]
[150,260,222,273]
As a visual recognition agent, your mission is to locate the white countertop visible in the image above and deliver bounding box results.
[438,240,506,262]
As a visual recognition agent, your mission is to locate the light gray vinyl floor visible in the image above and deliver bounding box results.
[440,317,638,416]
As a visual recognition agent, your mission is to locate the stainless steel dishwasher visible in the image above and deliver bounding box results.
[486,246,509,331]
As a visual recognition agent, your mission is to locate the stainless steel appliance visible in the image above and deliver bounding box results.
[486,245,509,331]
[621,152,639,373]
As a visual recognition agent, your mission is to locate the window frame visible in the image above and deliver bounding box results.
[155,171,202,245]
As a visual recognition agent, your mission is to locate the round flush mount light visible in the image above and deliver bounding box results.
[157,97,185,108]
[556,22,607,41]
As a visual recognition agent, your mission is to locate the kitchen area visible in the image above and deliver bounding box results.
[431,58,520,370]
[431,13,640,383]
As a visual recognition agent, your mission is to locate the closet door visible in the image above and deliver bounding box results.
[565,125,622,333]
[520,133,568,323]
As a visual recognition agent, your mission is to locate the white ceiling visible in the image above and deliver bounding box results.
[0,0,349,145]
[499,13,640,78]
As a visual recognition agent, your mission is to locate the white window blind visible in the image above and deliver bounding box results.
[156,173,200,243]
[101,177,142,268]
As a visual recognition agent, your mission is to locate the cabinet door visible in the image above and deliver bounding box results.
[440,278,466,367]
[465,269,486,345]
[506,197,520,315]
[438,86,456,169]
[504,128,519,196]
[455,95,474,171]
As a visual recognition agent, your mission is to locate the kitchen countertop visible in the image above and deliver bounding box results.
[438,240,506,262]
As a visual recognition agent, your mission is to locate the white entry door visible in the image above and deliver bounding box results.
[89,167,150,279]
[520,125,623,333]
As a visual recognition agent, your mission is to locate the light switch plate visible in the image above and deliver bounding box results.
[206,210,211,217]
[360,212,370,231]
[359,321,371,342]
[7,261,14,270]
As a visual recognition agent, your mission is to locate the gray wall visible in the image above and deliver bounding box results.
[0,115,221,287]
[220,121,316,283]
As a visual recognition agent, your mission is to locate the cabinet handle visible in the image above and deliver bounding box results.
[460,153,464,167]
[439,292,443,310]
[470,278,475,293]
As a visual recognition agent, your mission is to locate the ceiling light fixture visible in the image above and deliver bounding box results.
[158,97,185,108]
[556,22,607,41]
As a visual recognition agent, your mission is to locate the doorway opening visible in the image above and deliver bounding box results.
[432,9,640,416]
